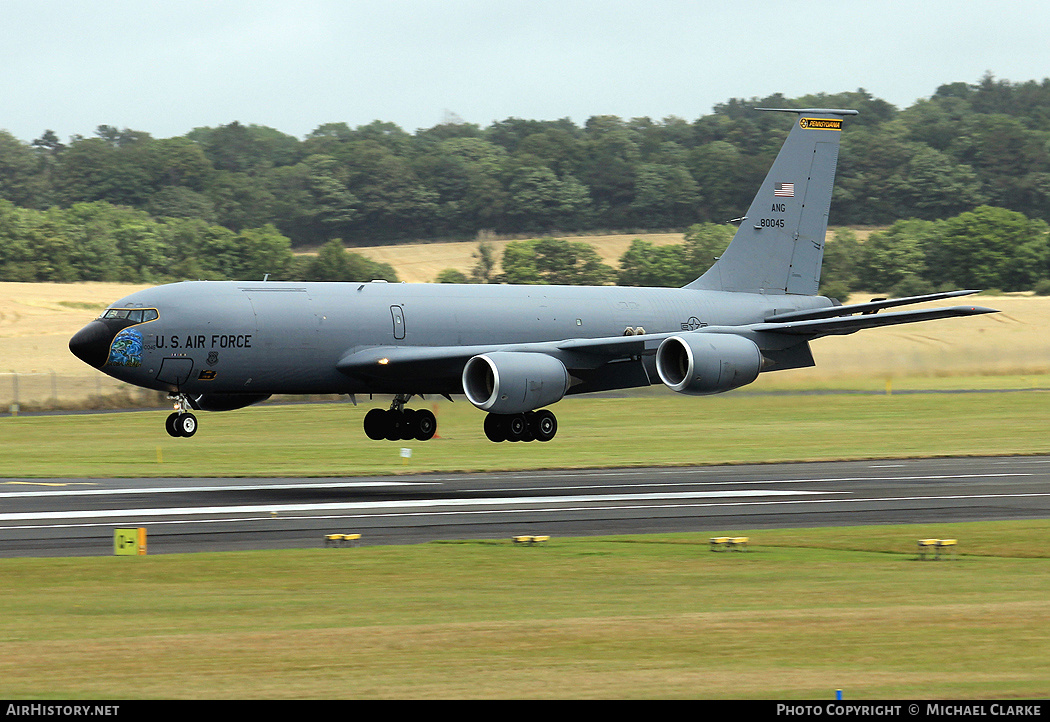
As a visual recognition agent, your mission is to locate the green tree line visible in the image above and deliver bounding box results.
[818,205,1050,299]
[2,74,1050,250]
[441,206,1050,300]
[3,195,1046,295]
[0,200,397,284]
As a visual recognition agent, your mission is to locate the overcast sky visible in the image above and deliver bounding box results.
[3,0,1049,142]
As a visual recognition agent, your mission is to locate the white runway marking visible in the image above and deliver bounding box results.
[5,491,1050,533]
[464,473,1033,494]
[0,489,828,522]
[0,471,1033,499]
[0,480,432,498]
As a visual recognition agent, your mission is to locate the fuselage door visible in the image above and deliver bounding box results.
[390,305,406,340]
[156,357,194,389]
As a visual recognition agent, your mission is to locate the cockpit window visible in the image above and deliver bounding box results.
[102,308,158,323]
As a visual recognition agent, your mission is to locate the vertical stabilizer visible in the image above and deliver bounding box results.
[686,108,856,295]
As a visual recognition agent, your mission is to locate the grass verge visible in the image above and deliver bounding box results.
[1,521,1047,699]
[3,386,1050,477]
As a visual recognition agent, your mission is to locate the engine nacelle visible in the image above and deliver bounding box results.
[655,334,762,396]
[462,352,569,415]
[190,393,272,412]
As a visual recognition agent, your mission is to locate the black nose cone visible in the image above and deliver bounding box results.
[69,321,114,369]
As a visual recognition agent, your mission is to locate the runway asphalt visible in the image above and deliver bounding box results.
[2,455,1049,556]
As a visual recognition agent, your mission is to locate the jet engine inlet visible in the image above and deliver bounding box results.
[462,352,570,414]
[655,334,762,395]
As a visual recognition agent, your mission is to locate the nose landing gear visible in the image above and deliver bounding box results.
[165,394,198,438]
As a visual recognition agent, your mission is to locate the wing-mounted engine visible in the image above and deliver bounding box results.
[462,352,569,414]
[655,334,762,395]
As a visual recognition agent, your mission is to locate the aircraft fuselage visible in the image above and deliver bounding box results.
[77,279,834,398]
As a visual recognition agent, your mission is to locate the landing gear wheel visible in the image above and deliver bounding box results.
[165,393,197,438]
[173,413,197,438]
[363,396,439,442]
[400,409,418,441]
[531,409,557,442]
[415,409,437,441]
[384,410,403,442]
[483,410,557,442]
[363,408,387,440]
[484,413,507,443]
[506,413,529,442]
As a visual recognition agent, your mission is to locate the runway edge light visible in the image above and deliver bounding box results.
[114,528,147,556]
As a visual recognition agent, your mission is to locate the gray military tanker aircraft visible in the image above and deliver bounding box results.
[69,108,996,442]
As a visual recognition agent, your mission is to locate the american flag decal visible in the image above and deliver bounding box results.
[774,182,795,197]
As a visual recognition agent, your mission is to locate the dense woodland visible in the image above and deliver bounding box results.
[2,74,1050,296]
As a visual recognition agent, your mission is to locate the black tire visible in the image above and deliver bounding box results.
[363,408,387,440]
[175,413,197,438]
[532,409,557,442]
[484,413,507,443]
[165,412,181,438]
[520,412,536,442]
[506,413,529,442]
[415,409,437,441]
[384,410,402,441]
[400,409,418,441]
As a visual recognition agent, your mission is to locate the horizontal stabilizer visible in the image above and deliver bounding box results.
[753,304,997,337]
[764,290,982,323]
[755,107,859,116]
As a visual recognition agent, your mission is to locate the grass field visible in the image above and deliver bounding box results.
[1,522,1047,699]
[3,387,1050,477]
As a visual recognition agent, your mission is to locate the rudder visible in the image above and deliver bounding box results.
[686,108,857,295]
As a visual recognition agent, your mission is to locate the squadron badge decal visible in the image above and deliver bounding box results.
[107,328,143,367]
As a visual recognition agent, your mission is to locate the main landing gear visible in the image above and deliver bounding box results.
[363,394,437,442]
[164,393,197,438]
[483,410,557,443]
[362,395,559,443]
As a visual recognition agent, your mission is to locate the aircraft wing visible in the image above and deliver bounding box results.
[336,335,664,380]
[336,334,667,397]
[336,294,998,387]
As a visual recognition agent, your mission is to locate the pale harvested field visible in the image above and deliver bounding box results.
[344,232,686,284]
[787,293,1047,382]
[336,227,883,284]
[0,282,151,374]
[0,228,1041,404]
[0,282,154,406]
